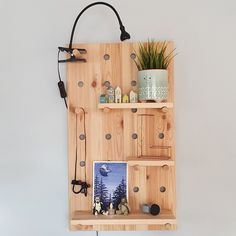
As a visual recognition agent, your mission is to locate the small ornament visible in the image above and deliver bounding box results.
[122,94,129,103]
[93,196,108,216]
[108,202,115,215]
[129,90,138,103]
[142,203,160,216]
[106,86,115,103]
[116,197,130,215]
[100,94,107,103]
[115,86,122,103]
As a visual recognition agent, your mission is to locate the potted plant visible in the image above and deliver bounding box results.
[134,40,175,102]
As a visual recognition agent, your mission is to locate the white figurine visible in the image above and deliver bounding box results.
[93,196,108,216]
[115,86,122,103]
[129,90,138,103]
[108,202,115,215]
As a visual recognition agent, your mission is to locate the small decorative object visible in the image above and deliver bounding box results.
[141,203,160,216]
[108,201,115,215]
[134,40,176,102]
[115,86,122,103]
[129,90,138,103]
[116,197,130,215]
[106,86,115,103]
[93,161,128,212]
[93,196,108,215]
[100,94,107,103]
[122,94,129,103]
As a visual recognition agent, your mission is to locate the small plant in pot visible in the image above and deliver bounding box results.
[134,40,175,102]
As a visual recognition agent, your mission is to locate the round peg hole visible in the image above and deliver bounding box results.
[78,81,84,87]
[80,161,86,167]
[79,134,86,140]
[131,80,137,86]
[132,133,138,139]
[130,53,136,60]
[133,186,139,192]
[104,54,110,60]
[105,133,112,140]
[160,186,166,193]
[162,115,166,120]
[131,108,137,113]
[103,81,110,87]
[158,133,165,139]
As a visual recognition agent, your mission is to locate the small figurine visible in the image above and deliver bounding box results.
[93,196,108,216]
[100,94,107,103]
[129,90,138,103]
[115,86,122,103]
[108,202,115,215]
[116,197,130,215]
[122,94,129,103]
[106,86,115,103]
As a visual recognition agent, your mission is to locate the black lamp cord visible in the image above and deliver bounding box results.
[69,1,125,49]
[57,50,68,108]
[72,108,90,195]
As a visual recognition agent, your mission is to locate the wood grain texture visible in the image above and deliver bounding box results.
[67,41,176,231]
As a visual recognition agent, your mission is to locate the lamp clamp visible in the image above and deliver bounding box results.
[58,46,87,63]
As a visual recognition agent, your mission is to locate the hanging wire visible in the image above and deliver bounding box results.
[57,50,68,108]
[72,107,88,194]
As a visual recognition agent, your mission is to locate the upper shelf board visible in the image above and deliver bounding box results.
[98,102,173,110]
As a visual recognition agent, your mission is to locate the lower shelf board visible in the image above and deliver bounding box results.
[71,210,176,227]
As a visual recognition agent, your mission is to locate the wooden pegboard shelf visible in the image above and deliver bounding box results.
[71,210,176,227]
[67,41,176,231]
[98,102,173,110]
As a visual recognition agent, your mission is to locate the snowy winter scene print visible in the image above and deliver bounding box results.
[93,161,128,210]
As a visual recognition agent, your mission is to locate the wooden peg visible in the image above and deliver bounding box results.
[162,165,169,171]
[165,223,171,229]
[161,106,168,113]
[103,107,110,113]
[72,49,81,58]
[74,107,87,115]
[75,107,81,114]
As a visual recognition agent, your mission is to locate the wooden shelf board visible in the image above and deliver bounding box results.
[127,157,174,167]
[71,210,176,226]
[98,102,173,109]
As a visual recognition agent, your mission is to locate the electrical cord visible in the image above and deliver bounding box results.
[69,2,127,49]
[57,50,68,108]
[71,107,90,195]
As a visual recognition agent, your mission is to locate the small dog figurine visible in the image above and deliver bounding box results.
[93,196,108,215]
[116,197,130,215]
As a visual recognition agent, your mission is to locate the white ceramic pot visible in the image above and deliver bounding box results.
[138,69,168,102]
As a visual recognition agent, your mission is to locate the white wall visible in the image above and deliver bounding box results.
[0,0,236,235]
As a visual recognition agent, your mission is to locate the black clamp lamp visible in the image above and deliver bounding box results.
[57,1,131,108]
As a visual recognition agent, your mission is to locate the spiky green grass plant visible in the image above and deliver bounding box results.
[134,40,176,71]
